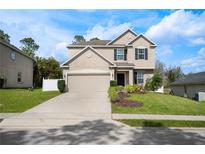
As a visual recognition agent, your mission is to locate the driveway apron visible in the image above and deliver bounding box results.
[0,92,111,128]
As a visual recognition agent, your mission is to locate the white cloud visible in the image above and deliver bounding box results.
[181,48,205,71]
[0,10,73,62]
[145,10,205,44]
[84,21,132,40]
[190,37,205,45]
[156,45,173,56]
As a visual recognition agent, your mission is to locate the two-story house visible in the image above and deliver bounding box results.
[0,39,34,88]
[61,29,156,93]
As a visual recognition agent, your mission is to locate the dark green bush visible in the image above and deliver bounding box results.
[145,73,162,91]
[57,80,65,93]
[110,80,117,87]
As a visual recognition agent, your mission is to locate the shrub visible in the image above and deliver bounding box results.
[145,78,152,91]
[108,86,125,102]
[145,73,162,91]
[57,80,65,93]
[110,80,117,87]
[124,84,135,93]
[115,86,124,91]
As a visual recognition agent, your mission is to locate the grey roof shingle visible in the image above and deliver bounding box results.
[171,72,205,85]
[73,40,111,45]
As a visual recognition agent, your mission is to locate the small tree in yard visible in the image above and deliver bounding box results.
[145,73,163,91]
[58,80,65,93]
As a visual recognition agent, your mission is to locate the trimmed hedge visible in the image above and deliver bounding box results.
[57,80,65,93]
[110,80,117,87]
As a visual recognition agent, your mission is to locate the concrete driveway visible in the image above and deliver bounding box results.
[26,92,111,115]
[0,92,111,128]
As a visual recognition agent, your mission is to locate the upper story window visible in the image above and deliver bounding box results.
[116,48,125,60]
[10,51,16,60]
[135,48,148,60]
[114,48,127,61]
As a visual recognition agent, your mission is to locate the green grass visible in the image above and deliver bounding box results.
[0,89,60,112]
[119,119,205,127]
[112,92,205,115]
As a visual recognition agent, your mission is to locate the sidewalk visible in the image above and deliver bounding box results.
[112,114,205,121]
[0,113,20,119]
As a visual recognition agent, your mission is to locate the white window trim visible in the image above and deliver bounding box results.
[116,48,125,60]
[138,48,146,60]
[137,72,144,84]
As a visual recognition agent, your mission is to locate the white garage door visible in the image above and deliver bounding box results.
[67,74,110,93]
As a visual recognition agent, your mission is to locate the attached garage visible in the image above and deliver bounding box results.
[67,69,110,93]
[61,46,115,93]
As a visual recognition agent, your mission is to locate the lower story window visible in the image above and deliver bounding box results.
[17,72,22,83]
[134,72,144,84]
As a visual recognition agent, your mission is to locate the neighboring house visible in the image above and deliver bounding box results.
[0,39,34,88]
[171,72,205,100]
[61,29,156,93]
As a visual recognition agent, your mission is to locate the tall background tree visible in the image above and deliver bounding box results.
[19,37,62,87]
[72,35,86,44]
[0,29,10,42]
[165,66,184,87]
[34,57,62,87]
[20,37,39,58]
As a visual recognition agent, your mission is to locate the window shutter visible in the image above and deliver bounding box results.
[124,48,127,60]
[135,48,138,60]
[114,49,117,60]
[145,48,148,60]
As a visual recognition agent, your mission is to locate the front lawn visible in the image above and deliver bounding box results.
[112,92,205,115]
[0,88,60,112]
[119,119,205,127]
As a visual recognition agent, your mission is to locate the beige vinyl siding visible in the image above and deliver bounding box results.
[112,31,136,45]
[69,49,110,71]
[172,84,205,99]
[0,43,33,88]
[128,37,155,69]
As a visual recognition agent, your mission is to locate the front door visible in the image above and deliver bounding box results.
[117,73,125,86]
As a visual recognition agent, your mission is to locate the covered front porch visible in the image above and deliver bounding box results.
[110,67,154,86]
[110,68,134,86]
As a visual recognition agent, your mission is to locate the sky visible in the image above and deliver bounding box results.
[0,9,205,74]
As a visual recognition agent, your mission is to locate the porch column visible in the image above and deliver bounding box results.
[129,70,133,84]
[110,68,115,80]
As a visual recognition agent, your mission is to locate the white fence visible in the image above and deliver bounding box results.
[155,86,164,93]
[42,78,61,91]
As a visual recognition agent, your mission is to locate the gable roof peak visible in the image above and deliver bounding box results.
[128,33,157,46]
[60,45,115,67]
[107,28,138,45]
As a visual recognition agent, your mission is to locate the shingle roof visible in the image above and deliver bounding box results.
[171,72,205,85]
[0,39,34,61]
[73,40,111,45]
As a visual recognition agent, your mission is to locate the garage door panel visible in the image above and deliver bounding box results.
[68,74,110,93]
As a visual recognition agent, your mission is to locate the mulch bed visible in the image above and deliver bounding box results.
[112,91,143,107]
[114,99,143,107]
